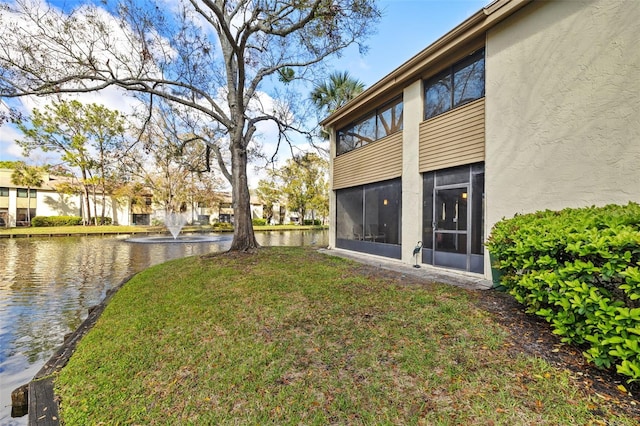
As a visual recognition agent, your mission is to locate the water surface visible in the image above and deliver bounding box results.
[0,230,327,425]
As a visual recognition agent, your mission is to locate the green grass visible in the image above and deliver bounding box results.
[55,247,635,425]
[0,224,156,235]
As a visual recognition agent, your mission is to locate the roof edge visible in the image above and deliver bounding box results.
[320,0,532,128]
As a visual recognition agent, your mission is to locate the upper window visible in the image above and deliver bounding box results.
[336,97,403,156]
[0,187,8,197]
[17,189,37,198]
[424,48,485,120]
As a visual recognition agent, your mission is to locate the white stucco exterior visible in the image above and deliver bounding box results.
[485,0,640,231]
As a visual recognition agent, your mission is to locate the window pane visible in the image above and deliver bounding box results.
[351,114,376,149]
[17,189,28,198]
[364,179,401,245]
[453,50,485,108]
[435,188,467,232]
[435,165,470,186]
[425,73,451,119]
[422,173,434,250]
[377,98,403,138]
[336,186,363,240]
[16,208,35,224]
[471,171,485,255]
[0,187,8,197]
[435,233,467,254]
[337,128,356,155]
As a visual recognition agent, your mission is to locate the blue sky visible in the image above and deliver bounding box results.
[0,0,489,164]
[330,0,489,87]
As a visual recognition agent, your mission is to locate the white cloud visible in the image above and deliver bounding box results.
[0,1,310,186]
[0,124,24,159]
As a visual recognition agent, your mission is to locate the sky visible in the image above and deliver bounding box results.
[333,0,489,87]
[0,0,490,186]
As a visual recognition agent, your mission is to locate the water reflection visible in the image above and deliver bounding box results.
[0,230,327,425]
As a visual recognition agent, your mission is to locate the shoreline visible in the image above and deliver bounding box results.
[0,225,327,239]
[11,274,135,425]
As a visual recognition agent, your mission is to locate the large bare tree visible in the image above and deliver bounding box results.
[0,0,380,251]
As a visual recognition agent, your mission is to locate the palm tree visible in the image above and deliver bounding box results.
[11,163,44,225]
[310,71,366,116]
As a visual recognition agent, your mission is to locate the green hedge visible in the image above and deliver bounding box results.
[95,217,113,225]
[31,216,84,227]
[303,219,322,226]
[486,202,640,382]
[252,218,267,226]
[212,222,233,231]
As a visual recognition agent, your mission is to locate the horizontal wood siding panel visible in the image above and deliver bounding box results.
[333,132,403,189]
[419,98,485,172]
[426,128,484,150]
[16,198,36,208]
[426,115,484,139]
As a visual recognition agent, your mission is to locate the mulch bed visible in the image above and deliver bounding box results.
[475,289,640,420]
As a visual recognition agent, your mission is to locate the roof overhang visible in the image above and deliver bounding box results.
[319,0,532,128]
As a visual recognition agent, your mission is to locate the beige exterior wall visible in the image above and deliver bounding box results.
[332,131,403,190]
[328,130,337,248]
[485,0,640,236]
[419,98,485,172]
[401,81,423,263]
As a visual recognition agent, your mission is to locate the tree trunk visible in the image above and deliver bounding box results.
[229,144,258,252]
[81,170,92,226]
[83,187,91,225]
[92,185,98,226]
[26,189,31,225]
[100,176,106,225]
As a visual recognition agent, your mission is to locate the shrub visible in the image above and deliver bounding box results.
[212,222,233,231]
[31,216,83,227]
[252,218,267,226]
[486,202,640,382]
[95,217,113,225]
[303,219,321,226]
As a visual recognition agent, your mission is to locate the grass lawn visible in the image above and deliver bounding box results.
[55,247,636,425]
[0,224,156,235]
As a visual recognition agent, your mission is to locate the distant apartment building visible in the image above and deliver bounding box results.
[0,168,270,227]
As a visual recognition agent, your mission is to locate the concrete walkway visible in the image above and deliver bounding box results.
[319,248,493,291]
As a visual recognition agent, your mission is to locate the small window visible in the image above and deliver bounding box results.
[145,197,152,206]
[0,187,8,197]
[352,114,376,148]
[17,189,37,198]
[336,96,403,156]
[425,72,452,119]
[377,98,403,139]
[425,48,485,120]
[453,51,485,108]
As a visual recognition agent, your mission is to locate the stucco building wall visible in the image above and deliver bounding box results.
[400,81,424,263]
[485,0,640,233]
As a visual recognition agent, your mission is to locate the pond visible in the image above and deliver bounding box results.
[0,230,327,425]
